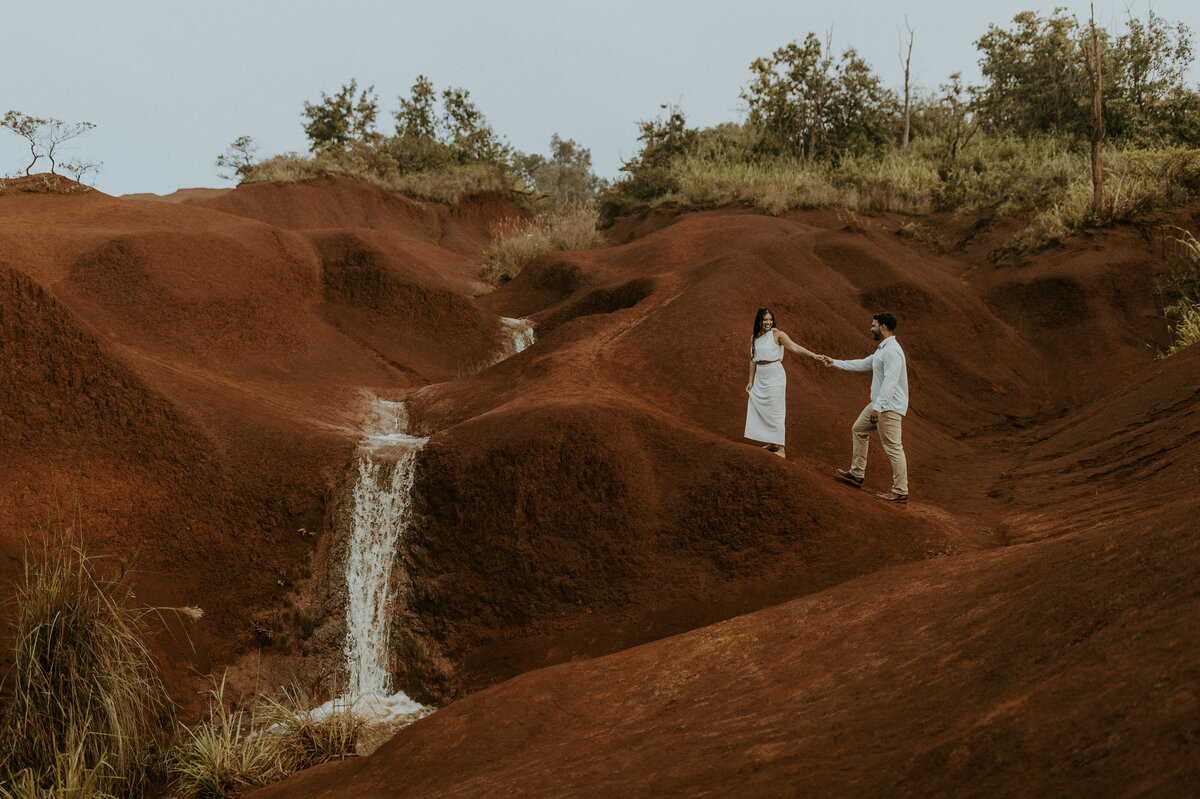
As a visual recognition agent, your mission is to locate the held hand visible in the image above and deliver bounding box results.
[819,355,835,367]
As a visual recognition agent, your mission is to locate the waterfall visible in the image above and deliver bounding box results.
[500,317,536,355]
[321,399,431,732]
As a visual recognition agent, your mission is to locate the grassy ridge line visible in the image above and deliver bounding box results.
[601,137,1200,253]
[244,151,517,207]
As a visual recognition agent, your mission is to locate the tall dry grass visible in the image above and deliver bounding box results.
[0,533,175,798]
[1157,227,1200,357]
[481,203,608,284]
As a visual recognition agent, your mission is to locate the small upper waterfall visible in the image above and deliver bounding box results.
[327,398,431,731]
[501,317,536,355]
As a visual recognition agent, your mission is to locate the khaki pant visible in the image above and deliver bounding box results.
[849,404,908,495]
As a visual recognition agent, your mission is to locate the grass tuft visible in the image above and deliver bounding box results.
[0,531,173,797]
[168,676,279,798]
[168,678,365,798]
[257,687,366,774]
[1157,226,1200,357]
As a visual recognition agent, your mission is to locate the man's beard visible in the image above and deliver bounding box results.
[872,331,881,341]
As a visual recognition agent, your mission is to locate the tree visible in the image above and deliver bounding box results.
[900,20,915,151]
[744,34,827,159]
[825,49,900,155]
[215,135,259,182]
[938,73,978,161]
[974,9,1090,138]
[742,35,897,160]
[59,157,102,185]
[633,103,697,168]
[394,75,439,139]
[516,134,605,204]
[301,80,379,152]
[2,111,96,176]
[1106,10,1199,145]
[387,77,510,168]
[441,87,509,163]
[973,8,1198,146]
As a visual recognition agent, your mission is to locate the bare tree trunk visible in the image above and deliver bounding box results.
[901,20,914,151]
[796,101,805,160]
[1086,4,1105,220]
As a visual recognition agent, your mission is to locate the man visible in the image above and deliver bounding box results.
[821,312,909,504]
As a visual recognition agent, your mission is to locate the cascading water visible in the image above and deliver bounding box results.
[317,324,536,745]
[319,399,431,734]
[501,317,536,354]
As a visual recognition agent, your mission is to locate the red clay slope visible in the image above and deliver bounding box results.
[253,482,1200,798]
[255,206,1200,796]
[5,172,1198,793]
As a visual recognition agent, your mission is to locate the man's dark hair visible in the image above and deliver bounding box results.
[873,312,899,332]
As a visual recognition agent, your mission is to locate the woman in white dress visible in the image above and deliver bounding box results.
[744,307,821,459]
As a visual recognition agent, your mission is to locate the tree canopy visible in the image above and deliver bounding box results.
[2,111,97,177]
[742,34,898,160]
[973,8,1200,146]
[515,134,605,205]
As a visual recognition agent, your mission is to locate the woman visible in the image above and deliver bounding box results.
[744,307,821,459]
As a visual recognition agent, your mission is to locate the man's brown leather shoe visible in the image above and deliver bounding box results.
[874,491,908,504]
[835,468,864,487]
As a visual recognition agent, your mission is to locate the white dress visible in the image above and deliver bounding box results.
[745,330,786,445]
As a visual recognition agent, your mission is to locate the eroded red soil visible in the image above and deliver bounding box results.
[2,175,1197,793]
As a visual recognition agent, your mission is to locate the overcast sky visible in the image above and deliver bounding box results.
[3,0,1197,197]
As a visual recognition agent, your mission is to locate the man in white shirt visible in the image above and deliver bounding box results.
[820,312,909,504]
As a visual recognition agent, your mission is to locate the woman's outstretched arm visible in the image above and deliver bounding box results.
[774,330,821,359]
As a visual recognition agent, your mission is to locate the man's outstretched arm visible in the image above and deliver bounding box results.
[831,353,875,372]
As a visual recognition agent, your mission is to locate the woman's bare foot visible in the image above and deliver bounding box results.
[764,443,779,452]
[774,447,786,459]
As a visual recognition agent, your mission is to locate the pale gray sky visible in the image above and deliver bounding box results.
[3,0,1197,196]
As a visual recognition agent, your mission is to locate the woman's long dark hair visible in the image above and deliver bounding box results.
[752,307,775,357]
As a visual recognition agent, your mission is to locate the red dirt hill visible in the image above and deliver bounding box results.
[3,176,1198,794]
[251,202,1200,795]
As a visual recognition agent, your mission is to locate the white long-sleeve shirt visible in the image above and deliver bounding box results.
[832,336,909,415]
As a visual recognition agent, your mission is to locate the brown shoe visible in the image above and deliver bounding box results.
[835,468,864,487]
[874,491,908,504]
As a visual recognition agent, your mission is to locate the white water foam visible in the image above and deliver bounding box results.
[326,398,433,734]
[500,317,536,354]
